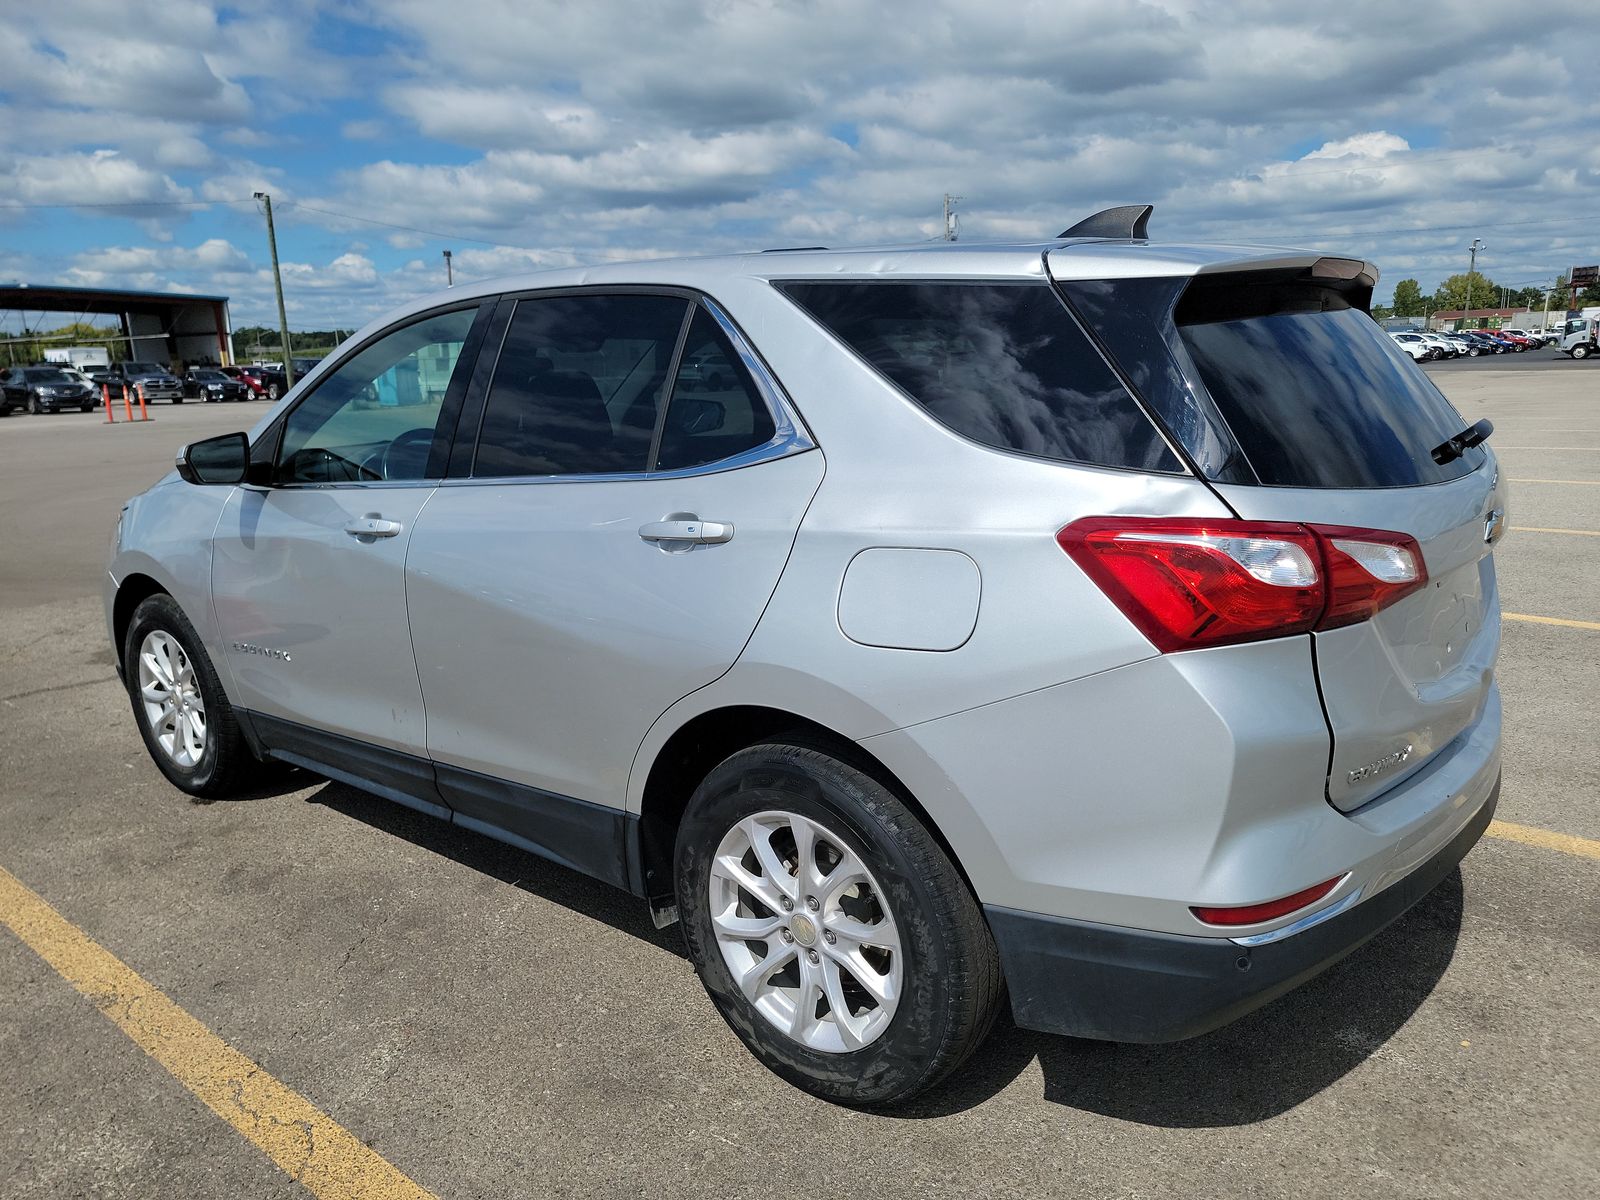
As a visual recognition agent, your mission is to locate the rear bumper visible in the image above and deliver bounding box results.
[987,773,1498,1043]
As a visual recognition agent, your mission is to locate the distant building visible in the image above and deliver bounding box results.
[1427,307,1539,332]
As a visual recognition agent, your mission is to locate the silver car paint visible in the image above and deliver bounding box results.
[1216,463,1504,812]
[405,451,825,805]
[109,236,1501,949]
[211,483,438,753]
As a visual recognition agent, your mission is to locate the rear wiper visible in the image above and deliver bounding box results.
[1431,418,1494,465]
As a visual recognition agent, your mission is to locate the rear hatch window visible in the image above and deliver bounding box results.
[776,281,1182,474]
[1052,260,1501,812]
[1171,274,1483,488]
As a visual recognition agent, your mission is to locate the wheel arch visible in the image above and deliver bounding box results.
[633,704,981,920]
[112,571,170,665]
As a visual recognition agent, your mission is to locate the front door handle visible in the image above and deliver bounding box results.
[344,515,404,540]
[638,518,734,545]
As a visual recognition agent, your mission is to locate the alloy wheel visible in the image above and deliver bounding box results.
[709,809,901,1053]
[137,629,207,768]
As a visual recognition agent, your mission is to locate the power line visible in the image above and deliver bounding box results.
[0,198,255,210]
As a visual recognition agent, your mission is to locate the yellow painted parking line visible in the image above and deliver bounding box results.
[1508,478,1600,485]
[1487,821,1600,862]
[1503,612,1600,631]
[0,865,437,1200]
[1511,526,1600,537]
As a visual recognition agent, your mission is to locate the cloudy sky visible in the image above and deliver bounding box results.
[2,0,1598,333]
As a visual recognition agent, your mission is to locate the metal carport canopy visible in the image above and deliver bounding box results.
[0,282,234,366]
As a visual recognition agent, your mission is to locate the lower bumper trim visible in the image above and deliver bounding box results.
[986,774,1498,1043]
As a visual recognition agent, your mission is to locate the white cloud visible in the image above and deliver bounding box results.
[4,0,1600,324]
[0,150,192,209]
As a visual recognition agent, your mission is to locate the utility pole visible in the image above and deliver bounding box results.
[1465,238,1485,330]
[942,194,962,242]
[254,192,295,388]
[443,249,454,287]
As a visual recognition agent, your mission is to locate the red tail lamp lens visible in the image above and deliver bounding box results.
[1191,875,1344,926]
[1057,517,1426,651]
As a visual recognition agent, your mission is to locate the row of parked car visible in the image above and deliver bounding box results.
[1387,327,1562,361]
[0,360,310,416]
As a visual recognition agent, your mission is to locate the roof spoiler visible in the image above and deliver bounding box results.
[1057,204,1153,240]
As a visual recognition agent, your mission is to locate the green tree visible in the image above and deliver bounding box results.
[1390,279,1425,318]
[1432,271,1500,314]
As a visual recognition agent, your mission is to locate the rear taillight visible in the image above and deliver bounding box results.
[1190,875,1344,926]
[1315,526,1428,628]
[1057,517,1426,652]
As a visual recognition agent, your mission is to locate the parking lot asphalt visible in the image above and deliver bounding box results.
[1,365,1597,1199]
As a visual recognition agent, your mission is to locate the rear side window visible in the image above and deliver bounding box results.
[656,307,776,471]
[1174,277,1482,488]
[777,281,1181,473]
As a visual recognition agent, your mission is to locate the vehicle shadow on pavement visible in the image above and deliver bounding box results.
[306,780,690,959]
[189,766,323,805]
[302,776,1463,1127]
[907,871,1466,1123]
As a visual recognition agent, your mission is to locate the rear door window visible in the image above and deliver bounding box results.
[473,294,690,477]
[777,281,1181,473]
[1173,277,1482,488]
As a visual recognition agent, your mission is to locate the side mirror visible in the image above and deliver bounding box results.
[176,432,250,485]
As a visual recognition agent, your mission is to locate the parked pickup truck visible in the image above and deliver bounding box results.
[91,361,186,404]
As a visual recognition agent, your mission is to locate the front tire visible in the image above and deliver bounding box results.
[123,594,253,799]
[676,741,1002,1106]
[1572,345,1592,360]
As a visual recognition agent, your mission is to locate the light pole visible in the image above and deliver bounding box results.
[1465,238,1485,330]
[942,194,962,242]
[254,192,295,389]
[443,249,453,287]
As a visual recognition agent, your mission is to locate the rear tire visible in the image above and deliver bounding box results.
[123,594,253,800]
[675,741,1002,1107]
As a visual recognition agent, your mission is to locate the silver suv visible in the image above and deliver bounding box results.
[108,206,1504,1106]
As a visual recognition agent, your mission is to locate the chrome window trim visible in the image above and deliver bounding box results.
[448,287,816,487]
[439,437,816,489]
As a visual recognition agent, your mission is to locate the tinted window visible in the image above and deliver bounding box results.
[778,281,1181,472]
[24,369,70,382]
[1175,278,1482,488]
[656,307,776,471]
[474,294,690,477]
[276,306,477,484]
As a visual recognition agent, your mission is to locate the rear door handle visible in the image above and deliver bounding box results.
[638,518,734,545]
[344,515,404,540]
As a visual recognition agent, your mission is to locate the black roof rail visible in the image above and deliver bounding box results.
[761,245,829,252]
[1057,204,1153,240]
